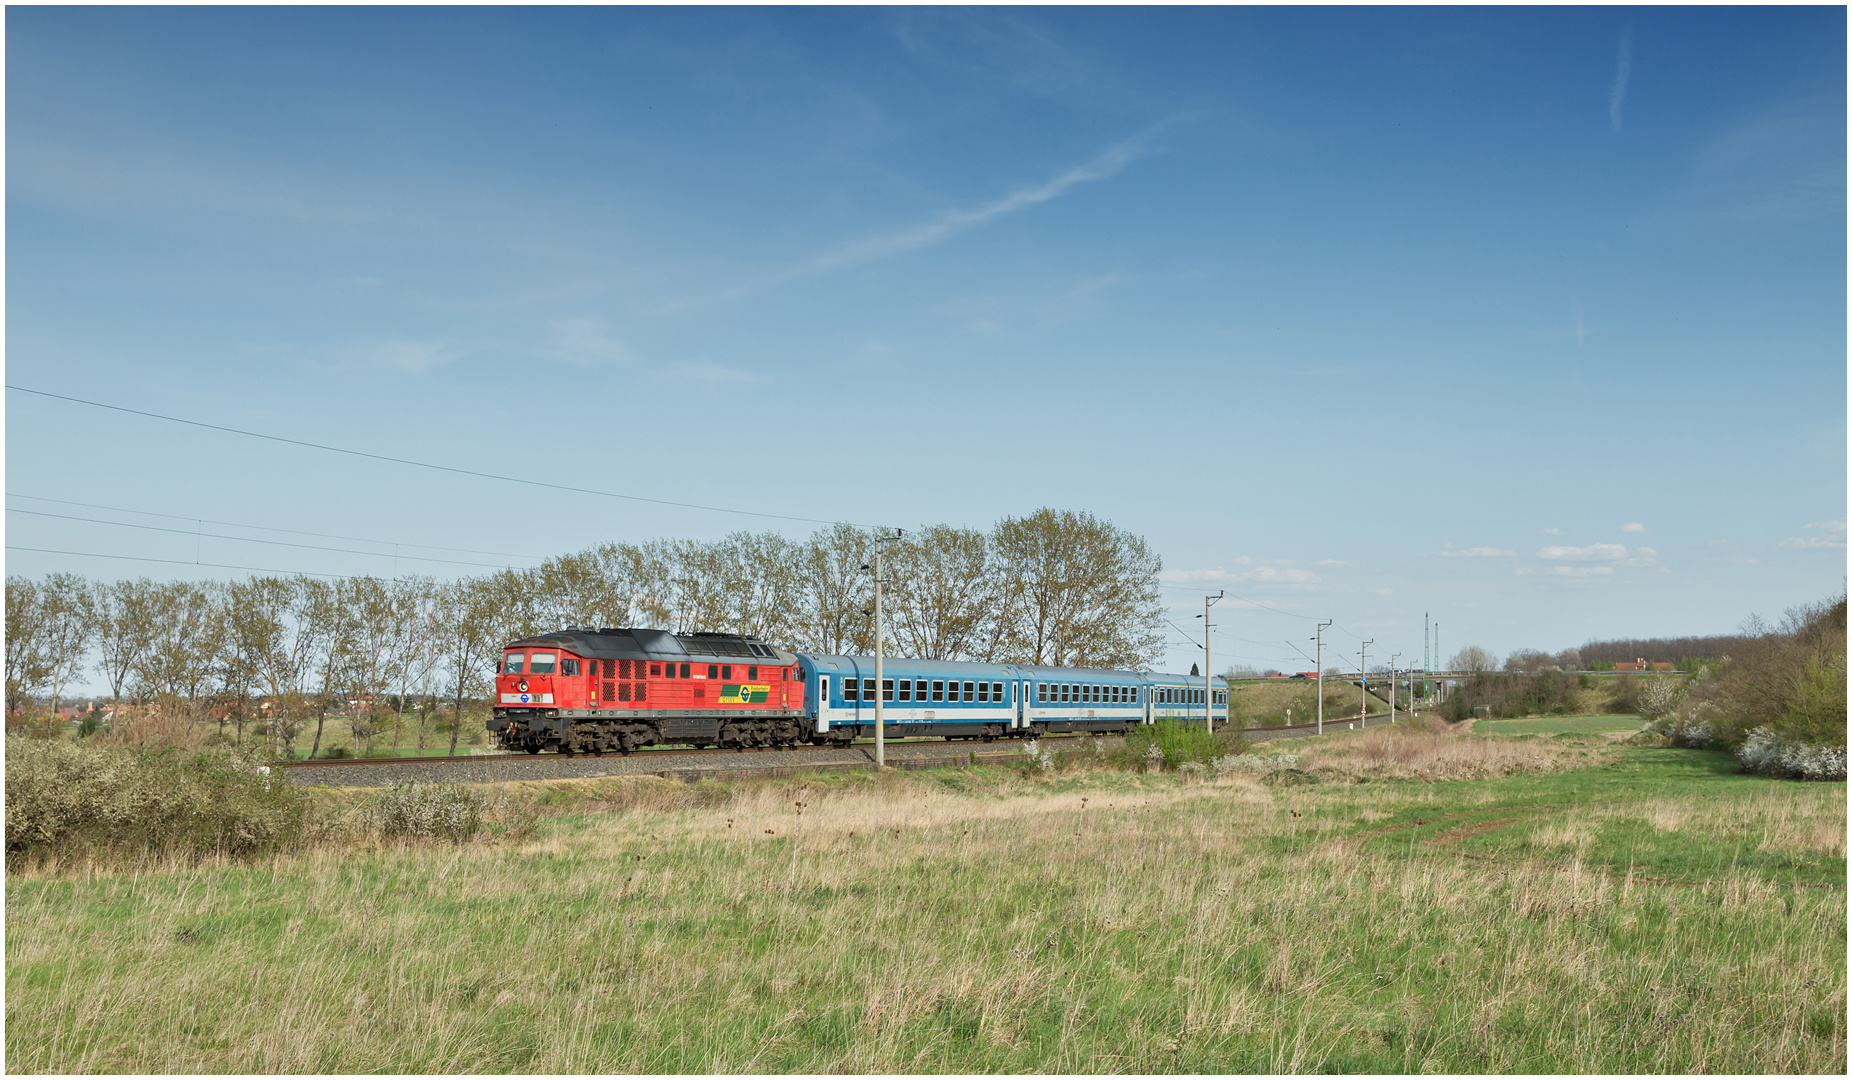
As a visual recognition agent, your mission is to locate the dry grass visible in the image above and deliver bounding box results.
[1300,720,1606,780]
[6,747,1844,1073]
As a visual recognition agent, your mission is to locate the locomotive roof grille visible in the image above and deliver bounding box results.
[504,627,795,664]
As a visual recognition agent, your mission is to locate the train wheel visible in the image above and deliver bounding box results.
[524,745,540,755]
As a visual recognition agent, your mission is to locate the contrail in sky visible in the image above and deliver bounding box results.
[1608,27,1633,131]
[679,114,1197,309]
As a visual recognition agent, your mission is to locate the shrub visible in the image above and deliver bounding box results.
[1605,675,1642,716]
[361,783,488,842]
[1212,752,1300,775]
[1114,718,1248,771]
[1443,670,1584,721]
[6,739,311,868]
[1636,675,1685,726]
[1670,592,1846,756]
[359,782,534,843]
[1736,726,1848,782]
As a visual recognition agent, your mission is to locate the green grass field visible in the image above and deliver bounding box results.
[7,734,1844,1073]
[1475,713,1645,736]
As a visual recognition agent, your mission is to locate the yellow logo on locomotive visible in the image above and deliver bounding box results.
[718,684,770,705]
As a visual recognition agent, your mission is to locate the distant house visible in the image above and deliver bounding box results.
[1613,658,1674,672]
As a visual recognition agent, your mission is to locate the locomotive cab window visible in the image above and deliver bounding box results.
[528,653,556,675]
[501,654,524,674]
[560,658,579,676]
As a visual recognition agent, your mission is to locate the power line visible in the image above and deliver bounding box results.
[6,493,542,559]
[7,508,525,570]
[6,545,348,579]
[7,384,854,528]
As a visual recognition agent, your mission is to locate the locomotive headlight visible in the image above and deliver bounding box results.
[518,679,529,693]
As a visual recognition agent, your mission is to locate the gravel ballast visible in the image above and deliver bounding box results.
[281,714,1403,788]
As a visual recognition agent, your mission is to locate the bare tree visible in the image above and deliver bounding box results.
[92,578,160,714]
[1503,648,1552,674]
[886,524,1001,661]
[1450,645,1497,674]
[991,509,1163,669]
[433,576,505,756]
[301,577,353,760]
[36,574,98,726]
[224,576,324,759]
[790,524,871,656]
[5,576,50,718]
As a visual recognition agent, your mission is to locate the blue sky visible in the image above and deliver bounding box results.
[6,6,1845,678]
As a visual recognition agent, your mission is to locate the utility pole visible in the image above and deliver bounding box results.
[1359,639,1374,728]
[1390,652,1401,723]
[863,529,903,768]
[1314,620,1332,735]
[1203,591,1223,733]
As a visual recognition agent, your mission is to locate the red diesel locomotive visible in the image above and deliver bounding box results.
[489,627,807,754]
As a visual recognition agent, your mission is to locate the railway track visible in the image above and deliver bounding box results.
[277,712,1409,786]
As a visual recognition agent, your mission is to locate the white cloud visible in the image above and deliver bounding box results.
[1164,565,1319,585]
[1537,543,1629,562]
[1550,566,1615,578]
[550,318,631,367]
[1440,547,1516,558]
[666,360,762,385]
[340,339,457,374]
[1779,519,1847,550]
[1637,547,1659,558]
[1619,522,1646,533]
[1540,527,1564,536]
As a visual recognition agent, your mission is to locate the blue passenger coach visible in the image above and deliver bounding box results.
[796,653,1228,742]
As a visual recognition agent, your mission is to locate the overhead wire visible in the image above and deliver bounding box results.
[6,493,542,559]
[5,546,349,579]
[12,507,529,574]
[7,384,857,528]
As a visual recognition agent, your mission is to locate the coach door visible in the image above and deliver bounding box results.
[817,676,830,733]
[1144,688,1153,726]
[1015,681,1026,730]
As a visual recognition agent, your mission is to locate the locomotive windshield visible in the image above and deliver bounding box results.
[528,653,557,674]
[501,653,524,674]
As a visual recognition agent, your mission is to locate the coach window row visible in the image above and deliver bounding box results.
[1153,688,1228,706]
[842,679,1002,702]
[1036,683,1141,705]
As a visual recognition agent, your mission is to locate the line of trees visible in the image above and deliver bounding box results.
[1576,634,1751,669]
[5,509,1164,755]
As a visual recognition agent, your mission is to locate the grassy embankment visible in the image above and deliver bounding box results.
[7,721,1844,1073]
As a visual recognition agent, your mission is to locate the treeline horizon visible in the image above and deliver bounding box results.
[1575,634,1756,668]
[5,509,1165,755]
